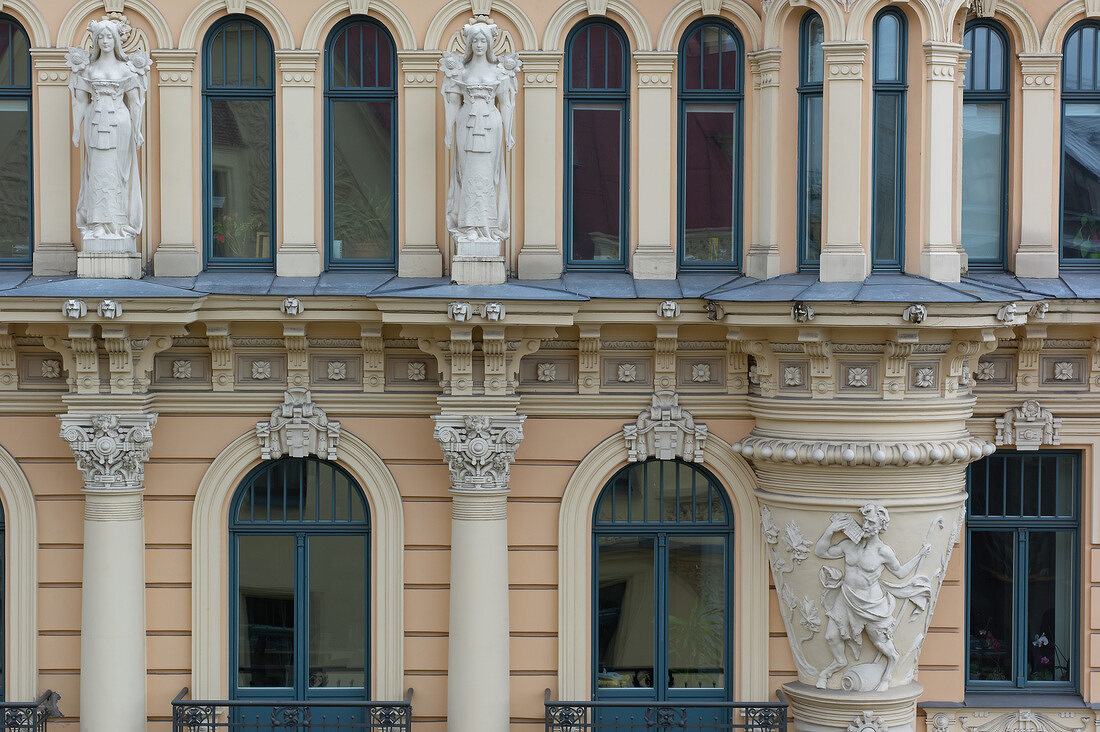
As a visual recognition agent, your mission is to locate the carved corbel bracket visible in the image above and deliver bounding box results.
[725,328,748,394]
[1015,324,1046,390]
[578,326,601,395]
[0,325,17,390]
[623,391,707,463]
[33,324,99,394]
[283,323,309,388]
[361,325,384,392]
[255,388,340,461]
[945,328,998,396]
[655,325,678,391]
[205,322,234,391]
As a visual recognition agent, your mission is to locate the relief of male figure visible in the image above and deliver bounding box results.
[814,504,932,691]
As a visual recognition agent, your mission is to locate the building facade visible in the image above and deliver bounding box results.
[0,1,1092,732]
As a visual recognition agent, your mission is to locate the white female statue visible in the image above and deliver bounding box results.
[66,20,150,246]
[440,22,520,251]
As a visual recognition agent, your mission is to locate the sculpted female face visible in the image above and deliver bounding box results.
[471,32,489,57]
[97,29,115,54]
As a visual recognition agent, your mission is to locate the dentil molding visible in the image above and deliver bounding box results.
[623,390,707,463]
[432,413,525,492]
[59,412,157,490]
[255,388,340,461]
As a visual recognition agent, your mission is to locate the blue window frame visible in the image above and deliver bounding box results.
[325,19,397,269]
[962,21,1009,268]
[871,8,906,270]
[797,11,824,270]
[203,17,276,268]
[593,460,733,703]
[229,457,370,717]
[0,15,31,266]
[1060,22,1100,264]
[677,20,743,272]
[0,499,4,700]
[565,19,630,270]
[966,451,1079,691]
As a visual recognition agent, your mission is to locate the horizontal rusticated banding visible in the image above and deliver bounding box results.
[731,433,995,467]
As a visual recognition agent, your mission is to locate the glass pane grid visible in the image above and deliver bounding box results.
[594,460,729,527]
[233,457,370,526]
[967,453,1078,520]
[206,19,274,90]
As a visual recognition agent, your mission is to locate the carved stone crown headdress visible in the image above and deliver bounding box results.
[462,21,499,41]
[87,18,129,57]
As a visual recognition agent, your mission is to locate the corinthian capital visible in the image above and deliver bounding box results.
[59,412,157,491]
[432,414,525,493]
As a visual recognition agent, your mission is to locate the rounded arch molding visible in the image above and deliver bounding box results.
[845,0,947,41]
[0,441,37,702]
[543,0,654,50]
[424,0,538,50]
[3,0,49,47]
[657,0,763,51]
[191,430,404,700]
[557,432,768,701]
[1042,0,1094,52]
[761,0,845,45]
[56,0,172,48]
[179,0,295,50]
[302,0,417,51]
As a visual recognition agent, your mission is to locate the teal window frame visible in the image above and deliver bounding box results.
[871,7,906,271]
[592,459,734,702]
[323,18,398,270]
[0,15,32,267]
[228,457,370,703]
[965,450,1080,693]
[961,20,1009,269]
[676,18,744,273]
[797,11,824,271]
[202,16,276,269]
[1059,21,1100,266]
[564,19,631,271]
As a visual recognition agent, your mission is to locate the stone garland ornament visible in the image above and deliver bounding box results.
[255,388,340,461]
[59,412,157,490]
[431,413,525,492]
[732,434,995,467]
[623,391,707,463]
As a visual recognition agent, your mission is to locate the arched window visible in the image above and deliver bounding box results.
[230,457,369,721]
[593,460,732,708]
[871,8,906,270]
[798,12,824,270]
[0,16,31,265]
[325,19,397,268]
[1061,22,1100,263]
[962,21,1009,267]
[678,20,743,271]
[203,17,275,267]
[565,20,630,269]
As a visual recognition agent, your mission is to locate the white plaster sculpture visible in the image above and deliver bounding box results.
[814,504,933,691]
[995,399,1061,450]
[440,22,520,285]
[66,21,149,262]
[256,388,340,461]
[623,391,707,463]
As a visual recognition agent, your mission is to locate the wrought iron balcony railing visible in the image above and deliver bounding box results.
[0,690,62,732]
[171,687,412,732]
[544,689,788,732]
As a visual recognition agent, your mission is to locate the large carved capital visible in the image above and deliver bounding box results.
[255,388,340,461]
[59,412,157,491]
[432,414,525,493]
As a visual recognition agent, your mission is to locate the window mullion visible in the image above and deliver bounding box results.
[1016,528,1027,687]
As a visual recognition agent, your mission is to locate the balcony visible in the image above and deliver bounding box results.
[171,688,412,732]
[544,690,788,732]
[0,691,62,731]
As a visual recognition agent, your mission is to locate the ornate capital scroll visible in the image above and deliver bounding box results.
[59,412,157,491]
[623,391,707,463]
[432,414,525,493]
[995,399,1061,450]
[256,388,340,461]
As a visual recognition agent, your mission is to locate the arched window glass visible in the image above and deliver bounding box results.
[230,457,369,720]
[798,12,825,269]
[325,19,397,268]
[678,20,743,270]
[593,460,732,708]
[1061,22,1100,263]
[203,17,275,266]
[0,16,31,265]
[962,21,1009,267]
[871,8,906,270]
[565,20,630,269]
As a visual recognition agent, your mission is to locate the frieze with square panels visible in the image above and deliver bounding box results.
[386,355,440,389]
[777,359,810,393]
[1039,354,1087,387]
[309,355,363,388]
[518,356,577,390]
[907,361,940,392]
[972,354,1014,386]
[235,354,287,387]
[18,353,67,389]
[675,356,724,390]
[837,361,879,394]
[601,356,654,389]
[152,353,211,387]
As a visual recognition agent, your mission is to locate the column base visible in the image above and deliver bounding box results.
[784,681,922,732]
[517,244,562,279]
[819,245,868,282]
[632,247,676,280]
[1014,247,1060,278]
[398,244,443,278]
[153,244,201,277]
[275,245,322,277]
[33,242,77,276]
[920,247,962,283]
[451,255,506,285]
[745,246,781,279]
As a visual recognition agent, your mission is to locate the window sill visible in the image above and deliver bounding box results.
[920,692,1086,709]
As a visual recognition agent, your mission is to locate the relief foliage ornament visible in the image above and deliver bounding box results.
[433,413,525,492]
[59,412,157,490]
[623,391,707,463]
[255,388,340,461]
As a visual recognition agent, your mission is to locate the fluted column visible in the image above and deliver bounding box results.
[433,408,524,732]
[59,412,157,732]
[1015,54,1062,278]
[747,48,782,279]
[820,42,870,282]
[921,43,964,282]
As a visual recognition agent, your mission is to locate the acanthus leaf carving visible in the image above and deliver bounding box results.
[432,413,525,492]
[995,400,1061,450]
[59,412,157,491]
[255,388,340,461]
[623,391,707,463]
